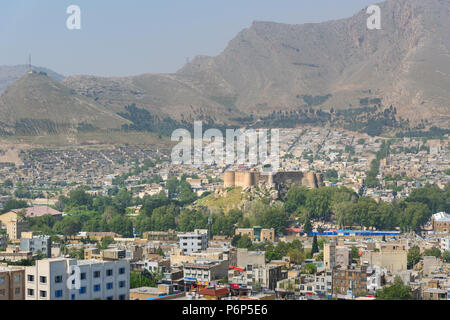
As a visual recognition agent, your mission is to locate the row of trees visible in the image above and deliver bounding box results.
[18,180,450,240]
[285,183,449,232]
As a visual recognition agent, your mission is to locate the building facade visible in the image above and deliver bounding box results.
[20,234,52,258]
[178,230,208,254]
[432,212,450,233]
[25,258,129,300]
[0,266,25,300]
[332,266,368,297]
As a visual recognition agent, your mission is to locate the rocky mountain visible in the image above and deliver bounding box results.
[62,0,450,126]
[0,71,129,135]
[0,65,64,94]
[1,0,448,137]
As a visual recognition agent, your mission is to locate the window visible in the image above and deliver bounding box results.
[27,275,34,282]
[79,287,87,294]
[0,289,5,297]
[93,271,101,278]
[106,283,113,290]
[71,294,76,300]
[55,275,63,283]
[15,287,21,295]
[14,274,21,283]
[27,289,34,296]
[40,290,47,298]
[80,273,86,280]
[55,290,63,298]
[106,269,113,277]
[93,284,101,292]
[119,281,126,288]
[119,294,126,300]
[0,277,4,284]
[119,268,125,275]
[40,276,47,284]
[107,296,113,300]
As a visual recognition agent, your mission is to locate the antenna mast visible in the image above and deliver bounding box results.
[28,54,33,73]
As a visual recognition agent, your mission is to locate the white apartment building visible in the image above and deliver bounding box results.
[178,230,208,254]
[314,270,333,297]
[25,258,129,300]
[441,237,450,252]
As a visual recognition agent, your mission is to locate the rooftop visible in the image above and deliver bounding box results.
[433,212,450,222]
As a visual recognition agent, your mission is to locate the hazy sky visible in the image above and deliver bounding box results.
[0,0,376,76]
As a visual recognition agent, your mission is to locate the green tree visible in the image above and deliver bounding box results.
[109,215,133,237]
[376,276,412,300]
[311,235,319,255]
[237,234,252,249]
[97,236,115,250]
[423,247,441,258]
[407,246,421,269]
[303,218,312,234]
[350,246,360,260]
[288,248,305,265]
[304,263,317,274]
[442,251,450,263]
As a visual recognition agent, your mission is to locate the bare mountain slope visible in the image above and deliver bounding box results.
[0,65,64,94]
[61,0,449,125]
[0,72,129,134]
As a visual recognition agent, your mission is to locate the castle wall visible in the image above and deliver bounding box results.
[224,170,322,189]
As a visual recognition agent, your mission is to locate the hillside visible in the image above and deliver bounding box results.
[0,65,64,94]
[62,0,450,126]
[0,72,129,135]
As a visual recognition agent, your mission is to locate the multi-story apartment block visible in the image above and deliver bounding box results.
[332,265,368,297]
[0,211,28,241]
[441,236,450,252]
[314,270,333,297]
[20,234,52,258]
[323,241,336,269]
[178,230,208,254]
[183,260,228,288]
[0,266,25,300]
[25,258,129,300]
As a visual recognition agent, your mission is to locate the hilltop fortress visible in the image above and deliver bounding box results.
[223,170,324,189]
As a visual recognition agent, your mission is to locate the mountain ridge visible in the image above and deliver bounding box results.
[1,0,449,137]
[61,0,450,125]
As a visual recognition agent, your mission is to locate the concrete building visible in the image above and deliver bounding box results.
[440,237,450,252]
[333,265,369,297]
[235,248,266,270]
[183,260,228,287]
[336,247,352,268]
[361,244,407,273]
[0,265,25,300]
[235,227,275,242]
[25,258,129,300]
[178,230,208,254]
[423,256,442,275]
[169,247,229,267]
[314,270,333,297]
[323,241,336,269]
[432,212,450,233]
[144,258,170,273]
[20,234,52,258]
[0,246,33,262]
[143,230,177,242]
[366,266,386,294]
[0,211,28,241]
